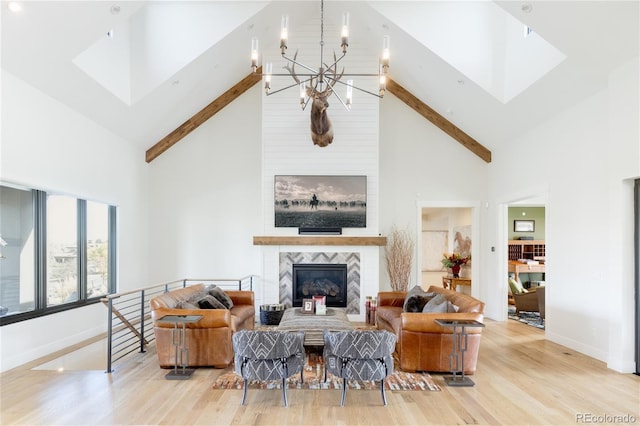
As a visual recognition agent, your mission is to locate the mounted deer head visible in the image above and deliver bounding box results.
[285,51,343,147]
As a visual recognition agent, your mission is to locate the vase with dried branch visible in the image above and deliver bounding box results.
[385,227,415,292]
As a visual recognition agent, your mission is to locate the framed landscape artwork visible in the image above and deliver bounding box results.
[274,175,367,229]
[514,220,535,232]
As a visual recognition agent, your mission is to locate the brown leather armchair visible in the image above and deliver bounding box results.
[150,284,255,368]
[376,286,485,374]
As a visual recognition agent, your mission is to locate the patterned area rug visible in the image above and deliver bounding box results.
[508,306,544,329]
[212,352,441,391]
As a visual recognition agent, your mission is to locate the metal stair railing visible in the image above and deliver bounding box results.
[101,275,256,373]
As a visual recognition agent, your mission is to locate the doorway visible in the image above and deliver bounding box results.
[506,200,547,330]
[419,206,475,295]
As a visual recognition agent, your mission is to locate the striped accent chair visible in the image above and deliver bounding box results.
[232,330,305,406]
[323,330,396,406]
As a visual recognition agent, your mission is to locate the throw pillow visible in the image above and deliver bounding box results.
[404,294,430,312]
[402,285,425,312]
[508,277,527,295]
[424,301,459,313]
[422,300,448,313]
[404,291,437,312]
[206,285,234,309]
[197,295,227,309]
[187,290,210,305]
[176,300,199,310]
[405,285,424,296]
[422,293,448,312]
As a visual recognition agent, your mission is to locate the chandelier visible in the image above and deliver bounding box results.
[250,0,390,111]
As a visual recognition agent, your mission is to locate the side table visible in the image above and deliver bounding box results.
[157,315,203,380]
[442,276,471,292]
[435,319,485,387]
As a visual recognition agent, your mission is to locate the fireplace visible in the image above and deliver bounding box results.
[292,264,348,308]
[279,252,360,314]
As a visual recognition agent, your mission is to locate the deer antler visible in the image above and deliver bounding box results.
[284,50,316,98]
[321,52,345,95]
[283,50,301,85]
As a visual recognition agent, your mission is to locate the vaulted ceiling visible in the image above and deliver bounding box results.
[2,1,638,158]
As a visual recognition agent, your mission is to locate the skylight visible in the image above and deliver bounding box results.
[72,2,265,106]
[371,1,566,103]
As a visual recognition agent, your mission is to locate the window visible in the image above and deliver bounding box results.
[0,183,116,325]
[47,195,79,306]
[0,185,35,316]
[86,201,110,298]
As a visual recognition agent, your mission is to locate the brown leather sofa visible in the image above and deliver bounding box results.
[150,284,255,368]
[376,285,485,374]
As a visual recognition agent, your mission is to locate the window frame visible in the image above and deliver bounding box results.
[0,184,117,326]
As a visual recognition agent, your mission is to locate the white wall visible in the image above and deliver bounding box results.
[379,94,489,291]
[486,57,639,372]
[605,57,639,372]
[146,85,263,284]
[0,70,149,372]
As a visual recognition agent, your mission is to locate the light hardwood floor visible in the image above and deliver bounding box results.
[1,319,638,425]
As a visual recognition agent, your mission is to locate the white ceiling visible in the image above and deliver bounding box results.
[2,1,638,156]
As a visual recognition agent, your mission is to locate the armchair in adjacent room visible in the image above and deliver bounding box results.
[537,285,546,320]
[509,277,541,315]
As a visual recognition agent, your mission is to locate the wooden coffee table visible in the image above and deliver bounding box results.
[277,307,353,346]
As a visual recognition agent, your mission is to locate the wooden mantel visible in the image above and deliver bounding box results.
[253,236,387,246]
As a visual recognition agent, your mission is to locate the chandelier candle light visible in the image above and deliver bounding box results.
[250,0,390,111]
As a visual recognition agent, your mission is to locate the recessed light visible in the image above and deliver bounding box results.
[110,4,120,15]
[521,3,533,13]
[7,2,22,13]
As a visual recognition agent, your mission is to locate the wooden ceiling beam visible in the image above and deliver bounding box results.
[145,69,491,164]
[386,78,491,163]
[145,67,263,163]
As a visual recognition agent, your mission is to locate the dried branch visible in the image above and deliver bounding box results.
[385,226,415,292]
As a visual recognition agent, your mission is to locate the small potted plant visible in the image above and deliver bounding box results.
[441,253,471,278]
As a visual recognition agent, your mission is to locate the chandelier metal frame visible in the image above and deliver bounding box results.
[251,0,389,111]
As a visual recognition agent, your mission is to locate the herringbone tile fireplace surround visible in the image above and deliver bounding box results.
[279,252,361,315]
